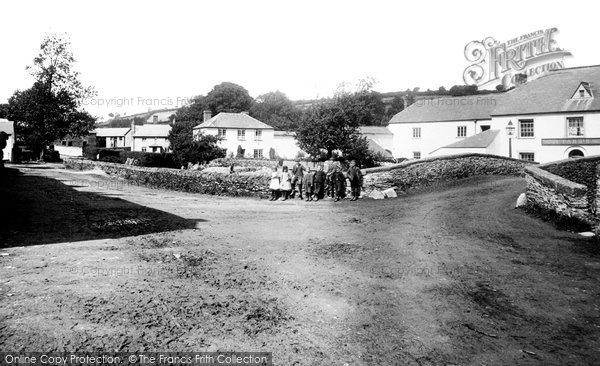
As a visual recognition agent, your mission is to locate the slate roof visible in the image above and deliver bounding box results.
[367,139,393,158]
[359,126,393,135]
[492,65,600,116]
[0,119,14,135]
[441,129,500,149]
[133,125,171,137]
[193,113,273,130]
[389,94,499,124]
[93,128,131,137]
[388,65,600,123]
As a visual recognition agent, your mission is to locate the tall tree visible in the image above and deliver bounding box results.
[205,82,253,115]
[174,95,207,123]
[0,104,8,119]
[8,33,96,157]
[295,94,363,160]
[249,91,301,130]
[168,121,225,165]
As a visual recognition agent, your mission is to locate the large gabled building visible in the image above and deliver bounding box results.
[388,65,600,163]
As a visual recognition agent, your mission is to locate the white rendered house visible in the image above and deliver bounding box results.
[388,65,600,163]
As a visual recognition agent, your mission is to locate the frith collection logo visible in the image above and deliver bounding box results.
[463,28,572,89]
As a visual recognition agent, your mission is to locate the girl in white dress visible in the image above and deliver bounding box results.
[269,167,280,201]
[279,165,293,201]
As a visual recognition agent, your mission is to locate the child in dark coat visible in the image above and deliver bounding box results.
[346,160,363,201]
[313,165,326,201]
[332,166,346,202]
[302,169,315,201]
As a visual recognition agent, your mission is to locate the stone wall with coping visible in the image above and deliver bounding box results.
[524,155,600,226]
[524,165,591,224]
[361,153,532,194]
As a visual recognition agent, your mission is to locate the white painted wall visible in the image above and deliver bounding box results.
[2,134,14,161]
[388,119,488,159]
[272,134,303,159]
[363,133,394,153]
[54,145,83,157]
[133,137,171,152]
[196,127,275,158]
[490,112,600,163]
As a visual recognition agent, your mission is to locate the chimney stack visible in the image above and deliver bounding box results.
[203,110,212,122]
[402,95,412,109]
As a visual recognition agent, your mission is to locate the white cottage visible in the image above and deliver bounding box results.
[132,124,172,153]
[193,112,275,159]
[388,65,600,163]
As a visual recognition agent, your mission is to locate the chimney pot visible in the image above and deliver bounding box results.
[203,110,212,122]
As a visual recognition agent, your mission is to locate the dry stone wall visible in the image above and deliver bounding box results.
[64,159,271,198]
[362,154,531,194]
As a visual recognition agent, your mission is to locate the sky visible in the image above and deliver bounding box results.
[1,0,598,120]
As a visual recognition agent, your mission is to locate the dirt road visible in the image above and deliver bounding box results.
[1,165,600,365]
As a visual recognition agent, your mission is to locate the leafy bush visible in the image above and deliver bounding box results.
[168,121,226,166]
[98,149,122,160]
[43,150,61,162]
[121,151,179,168]
[83,146,99,160]
[100,155,126,163]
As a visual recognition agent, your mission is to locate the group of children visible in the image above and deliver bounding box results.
[269,160,363,202]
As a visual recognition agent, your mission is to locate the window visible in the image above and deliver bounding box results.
[118,137,123,141]
[67,141,73,146]
[481,125,490,132]
[218,128,227,139]
[153,115,158,122]
[254,149,263,158]
[412,127,421,139]
[142,137,147,141]
[519,119,534,138]
[237,129,246,140]
[141,147,147,152]
[61,140,67,146]
[255,130,262,141]
[567,116,584,137]
[580,90,585,98]
[413,151,421,159]
[519,152,535,162]
[457,126,467,137]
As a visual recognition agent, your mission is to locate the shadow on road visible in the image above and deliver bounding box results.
[0,168,203,247]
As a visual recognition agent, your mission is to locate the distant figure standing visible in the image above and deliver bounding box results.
[269,167,280,201]
[302,169,315,201]
[229,163,235,174]
[291,161,305,199]
[332,166,346,202]
[279,165,293,201]
[346,160,363,201]
[313,165,326,201]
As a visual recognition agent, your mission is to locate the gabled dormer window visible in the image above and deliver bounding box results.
[571,82,593,99]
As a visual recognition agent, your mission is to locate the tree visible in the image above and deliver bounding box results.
[0,104,8,119]
[167,121,225,165]
[174,95,207,123]
[249,91,301,130]
[205,82,254,115]
[295,95,362,160]
[385,96,405,119]
[7,33,96,157]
